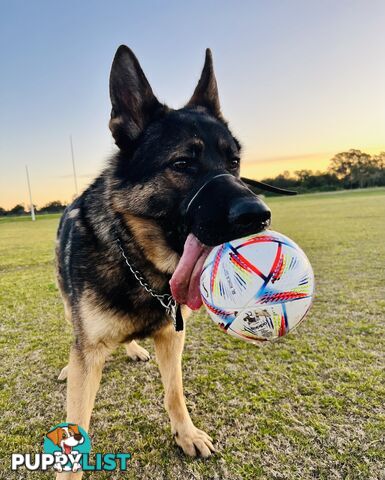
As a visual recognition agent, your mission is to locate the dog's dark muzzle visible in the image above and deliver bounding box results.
[182,173,272,246]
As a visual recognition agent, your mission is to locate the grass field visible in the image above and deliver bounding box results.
[1,188,385,479]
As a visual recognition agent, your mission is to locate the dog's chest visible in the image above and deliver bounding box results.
[79,291,169,347]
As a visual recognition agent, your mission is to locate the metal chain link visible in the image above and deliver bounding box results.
[115,238,177,326]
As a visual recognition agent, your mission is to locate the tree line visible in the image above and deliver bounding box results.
[261,149,385,193]
[1,149,384,216]
[0,200,67,217]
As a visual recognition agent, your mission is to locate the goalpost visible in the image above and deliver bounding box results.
[25,165,36,221]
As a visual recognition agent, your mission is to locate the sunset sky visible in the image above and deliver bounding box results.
[0,0,384,209]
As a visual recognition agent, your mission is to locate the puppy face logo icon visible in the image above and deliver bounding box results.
[46,424,84,455]
[44,423,91,473]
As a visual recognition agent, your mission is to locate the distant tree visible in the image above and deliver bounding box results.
[312,171,340,190]
[8,204,26,216]
[371,152,385,186]
[295,169,313,182]
[39,200,67,214]
[374,152,385,169]
[328,149,379,188]
[261,170,299,191]
[0,207,6,216]
[295,169,339,191]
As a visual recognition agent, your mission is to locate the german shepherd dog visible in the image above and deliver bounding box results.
[56,45,274,477]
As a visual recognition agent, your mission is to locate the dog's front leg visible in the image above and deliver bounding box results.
[56,343,108,480]
[153,322,215,458]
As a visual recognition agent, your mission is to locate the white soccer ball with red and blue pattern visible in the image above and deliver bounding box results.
[200,230,314,344]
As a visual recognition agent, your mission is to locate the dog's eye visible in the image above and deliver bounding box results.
[229,157,240,170]
[171,158,195,172]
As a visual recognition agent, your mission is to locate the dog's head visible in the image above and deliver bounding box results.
[108,45,271,308]
[46,424,84,455]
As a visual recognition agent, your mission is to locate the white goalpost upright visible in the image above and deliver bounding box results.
[25,165,36,221]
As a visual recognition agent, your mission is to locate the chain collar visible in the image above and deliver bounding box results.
[115,238,180,329]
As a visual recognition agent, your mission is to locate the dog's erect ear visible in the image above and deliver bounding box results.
[46,427,64,446]
[186,49,222,119]
[109,45,165,149]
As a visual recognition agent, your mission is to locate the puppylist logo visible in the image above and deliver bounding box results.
[11,423,131,473]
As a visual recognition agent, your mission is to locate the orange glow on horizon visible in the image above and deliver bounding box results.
[241,145,385,180]
[1,146,384,210]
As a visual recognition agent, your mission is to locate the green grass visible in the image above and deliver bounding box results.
[1,188,385,479]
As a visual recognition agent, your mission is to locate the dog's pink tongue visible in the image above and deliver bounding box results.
[170,233,211,310]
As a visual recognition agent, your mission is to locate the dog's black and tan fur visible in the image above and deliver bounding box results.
[56,45,271,479]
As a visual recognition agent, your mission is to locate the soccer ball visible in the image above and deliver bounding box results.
[200,230,314,344]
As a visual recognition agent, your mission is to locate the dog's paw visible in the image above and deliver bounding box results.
[53,462,63,472]
[124,341,150,362]
[58,365,68,381]
[173,424,215,458]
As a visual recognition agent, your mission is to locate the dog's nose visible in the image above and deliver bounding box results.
[74,434,82,441]
[228,198,271,227]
